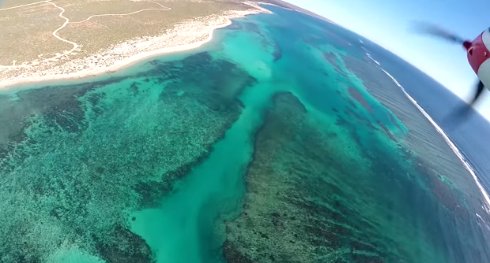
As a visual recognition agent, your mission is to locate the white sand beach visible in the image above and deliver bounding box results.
[0,1,268,89]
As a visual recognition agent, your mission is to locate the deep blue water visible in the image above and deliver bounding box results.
[362,39,490,191]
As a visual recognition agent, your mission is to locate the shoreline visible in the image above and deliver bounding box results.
[0,2,269,90]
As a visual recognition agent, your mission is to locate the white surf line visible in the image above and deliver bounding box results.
[0,0,49,11]
[361,46,382,66]
[366,53,381,66]
[476,213,490,230]
[380,68,490,213]
[244,1,273,14]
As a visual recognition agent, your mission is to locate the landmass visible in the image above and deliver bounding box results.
[0,0,268,88]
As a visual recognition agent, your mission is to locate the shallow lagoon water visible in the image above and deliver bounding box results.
[129,81,278,263]
[0,4,490,263]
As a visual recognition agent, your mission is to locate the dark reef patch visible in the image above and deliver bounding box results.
[224,92,396,262]
[0,52,256,261]
[0,83,92,151]
[323,52,343,73]
[223,89,485,262]
[348,87,372,112]
[94,225,154,263]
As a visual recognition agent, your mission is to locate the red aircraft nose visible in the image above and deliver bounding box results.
[466,33,490,73]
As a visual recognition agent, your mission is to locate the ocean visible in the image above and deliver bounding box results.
[0,4,489,263]
[361,40,490,191]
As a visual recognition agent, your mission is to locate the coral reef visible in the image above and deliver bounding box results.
[223,92,479,262]
[0,52,255,262]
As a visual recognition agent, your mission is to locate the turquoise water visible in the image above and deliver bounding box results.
[0,4,489,263]
[129,82,279,263]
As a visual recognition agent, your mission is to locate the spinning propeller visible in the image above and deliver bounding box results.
[413,23,467,45]
[413,23,489,126]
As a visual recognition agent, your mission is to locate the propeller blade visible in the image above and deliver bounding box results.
[442,81,485,129]
[412,22,467,44]
[470,81,485,105]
